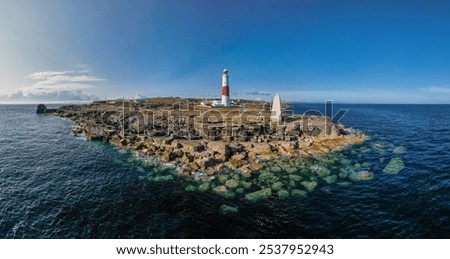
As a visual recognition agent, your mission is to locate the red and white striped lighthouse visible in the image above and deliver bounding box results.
[221,69,231,107]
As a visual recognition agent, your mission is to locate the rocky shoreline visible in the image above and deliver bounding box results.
[36,98,371,203]
[46,98,365,176]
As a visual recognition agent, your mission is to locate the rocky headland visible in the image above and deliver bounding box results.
[42,98,369,202]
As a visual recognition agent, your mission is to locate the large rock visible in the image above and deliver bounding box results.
[251,143,275,155]
[207,142,231,156]
[198,182,210,192]
[290,189,307,198]
[245,188,272,202]
[220,205,239,215]
[36,104,56,114]
[250,161,263,171]
[383,157,405,174]
[301,180,318,192]
[160,150,174,163]
[277,189,290,199]
[392,146,407,155]
[36,104,47,114]
[228,158,244,169]
[271,182,283,191]
[196,157,215,169]
[349,170,374,182]
[225,179,239,189]
[241,181,252,189]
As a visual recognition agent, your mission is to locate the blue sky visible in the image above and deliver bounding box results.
[1,0,450,103]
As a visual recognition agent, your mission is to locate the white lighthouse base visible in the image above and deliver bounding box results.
[221,96,230,107]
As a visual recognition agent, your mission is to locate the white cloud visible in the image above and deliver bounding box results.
[427,87,450,94]
[28,68,104,86]
[0,65,105,102]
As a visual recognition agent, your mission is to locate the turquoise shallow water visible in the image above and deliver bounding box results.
[0,104,449,238]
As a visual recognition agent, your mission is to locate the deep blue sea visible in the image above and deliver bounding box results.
[1,103,449,238]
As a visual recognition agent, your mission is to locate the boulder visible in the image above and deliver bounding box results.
[271,182,283,191]
[212,186,235,199]
[288,174,302,182]
[251,143,274,155]
[301,180,318,192]
[218,174,228,183]
[245,188,272,202]
[181,153,193,163]
[160,150,174,163]
[120,138,129,146]
[249,161,263,171]
[235,188,245,194]
[225,179,239,189]
[207,142,231,156]
[290,189,307,198]
[154,175,174,182]
[277,189,290,199]
[220,205,239,215]
[336,181,352,187]
[198,182,210,192]
[185,185,197,192]
[310,164,331,177]
[349,170,374,182]
[323,175,337,184]
[228,158,244,169]
[241,181,252,189]
[258,172,279,185]
[36,104,47,114]
[393,146,407,154]
[36,104,56,114]
[196,157,215,169]
[383,157,405,174]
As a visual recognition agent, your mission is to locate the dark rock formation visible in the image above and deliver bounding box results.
[36,104,57,114]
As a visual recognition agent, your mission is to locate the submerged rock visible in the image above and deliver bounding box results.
[290,189,307,198]
[336,181,353,187]
[311,164,330,177]
[393,146,407,154]
[284,167,297,174]
[288,180,296,188]
[198,182,210,192]
[271,182,283,191]
[185,185,197,192]
[235,188,245,194]
[323,175,337,184]
[154,175,174,182]
[288,174,302,182]
[301,180,318,192]
[218,174,228,184]
[277,189,289,199]
[258,172,279,185]
[212,186,236,199]
[220,205,239,215]
[241,181,252,189]
[245,188,272,202]
[225,179,239,189]
[349,170,373,182]
[383,157,405,174]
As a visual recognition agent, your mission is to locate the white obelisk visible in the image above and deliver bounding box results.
[271,94,282,122]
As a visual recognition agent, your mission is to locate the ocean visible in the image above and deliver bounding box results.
[0,103,449,238]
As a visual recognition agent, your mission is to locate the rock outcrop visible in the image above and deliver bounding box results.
[36,104,57,114]
[52,97,366,177]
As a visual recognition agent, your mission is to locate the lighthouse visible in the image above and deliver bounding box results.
[221,69,231,107]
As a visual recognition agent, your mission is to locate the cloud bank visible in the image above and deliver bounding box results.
[0,66,105,102]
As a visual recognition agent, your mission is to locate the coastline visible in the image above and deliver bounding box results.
[42,98,370,202]
[50,98,366,176]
